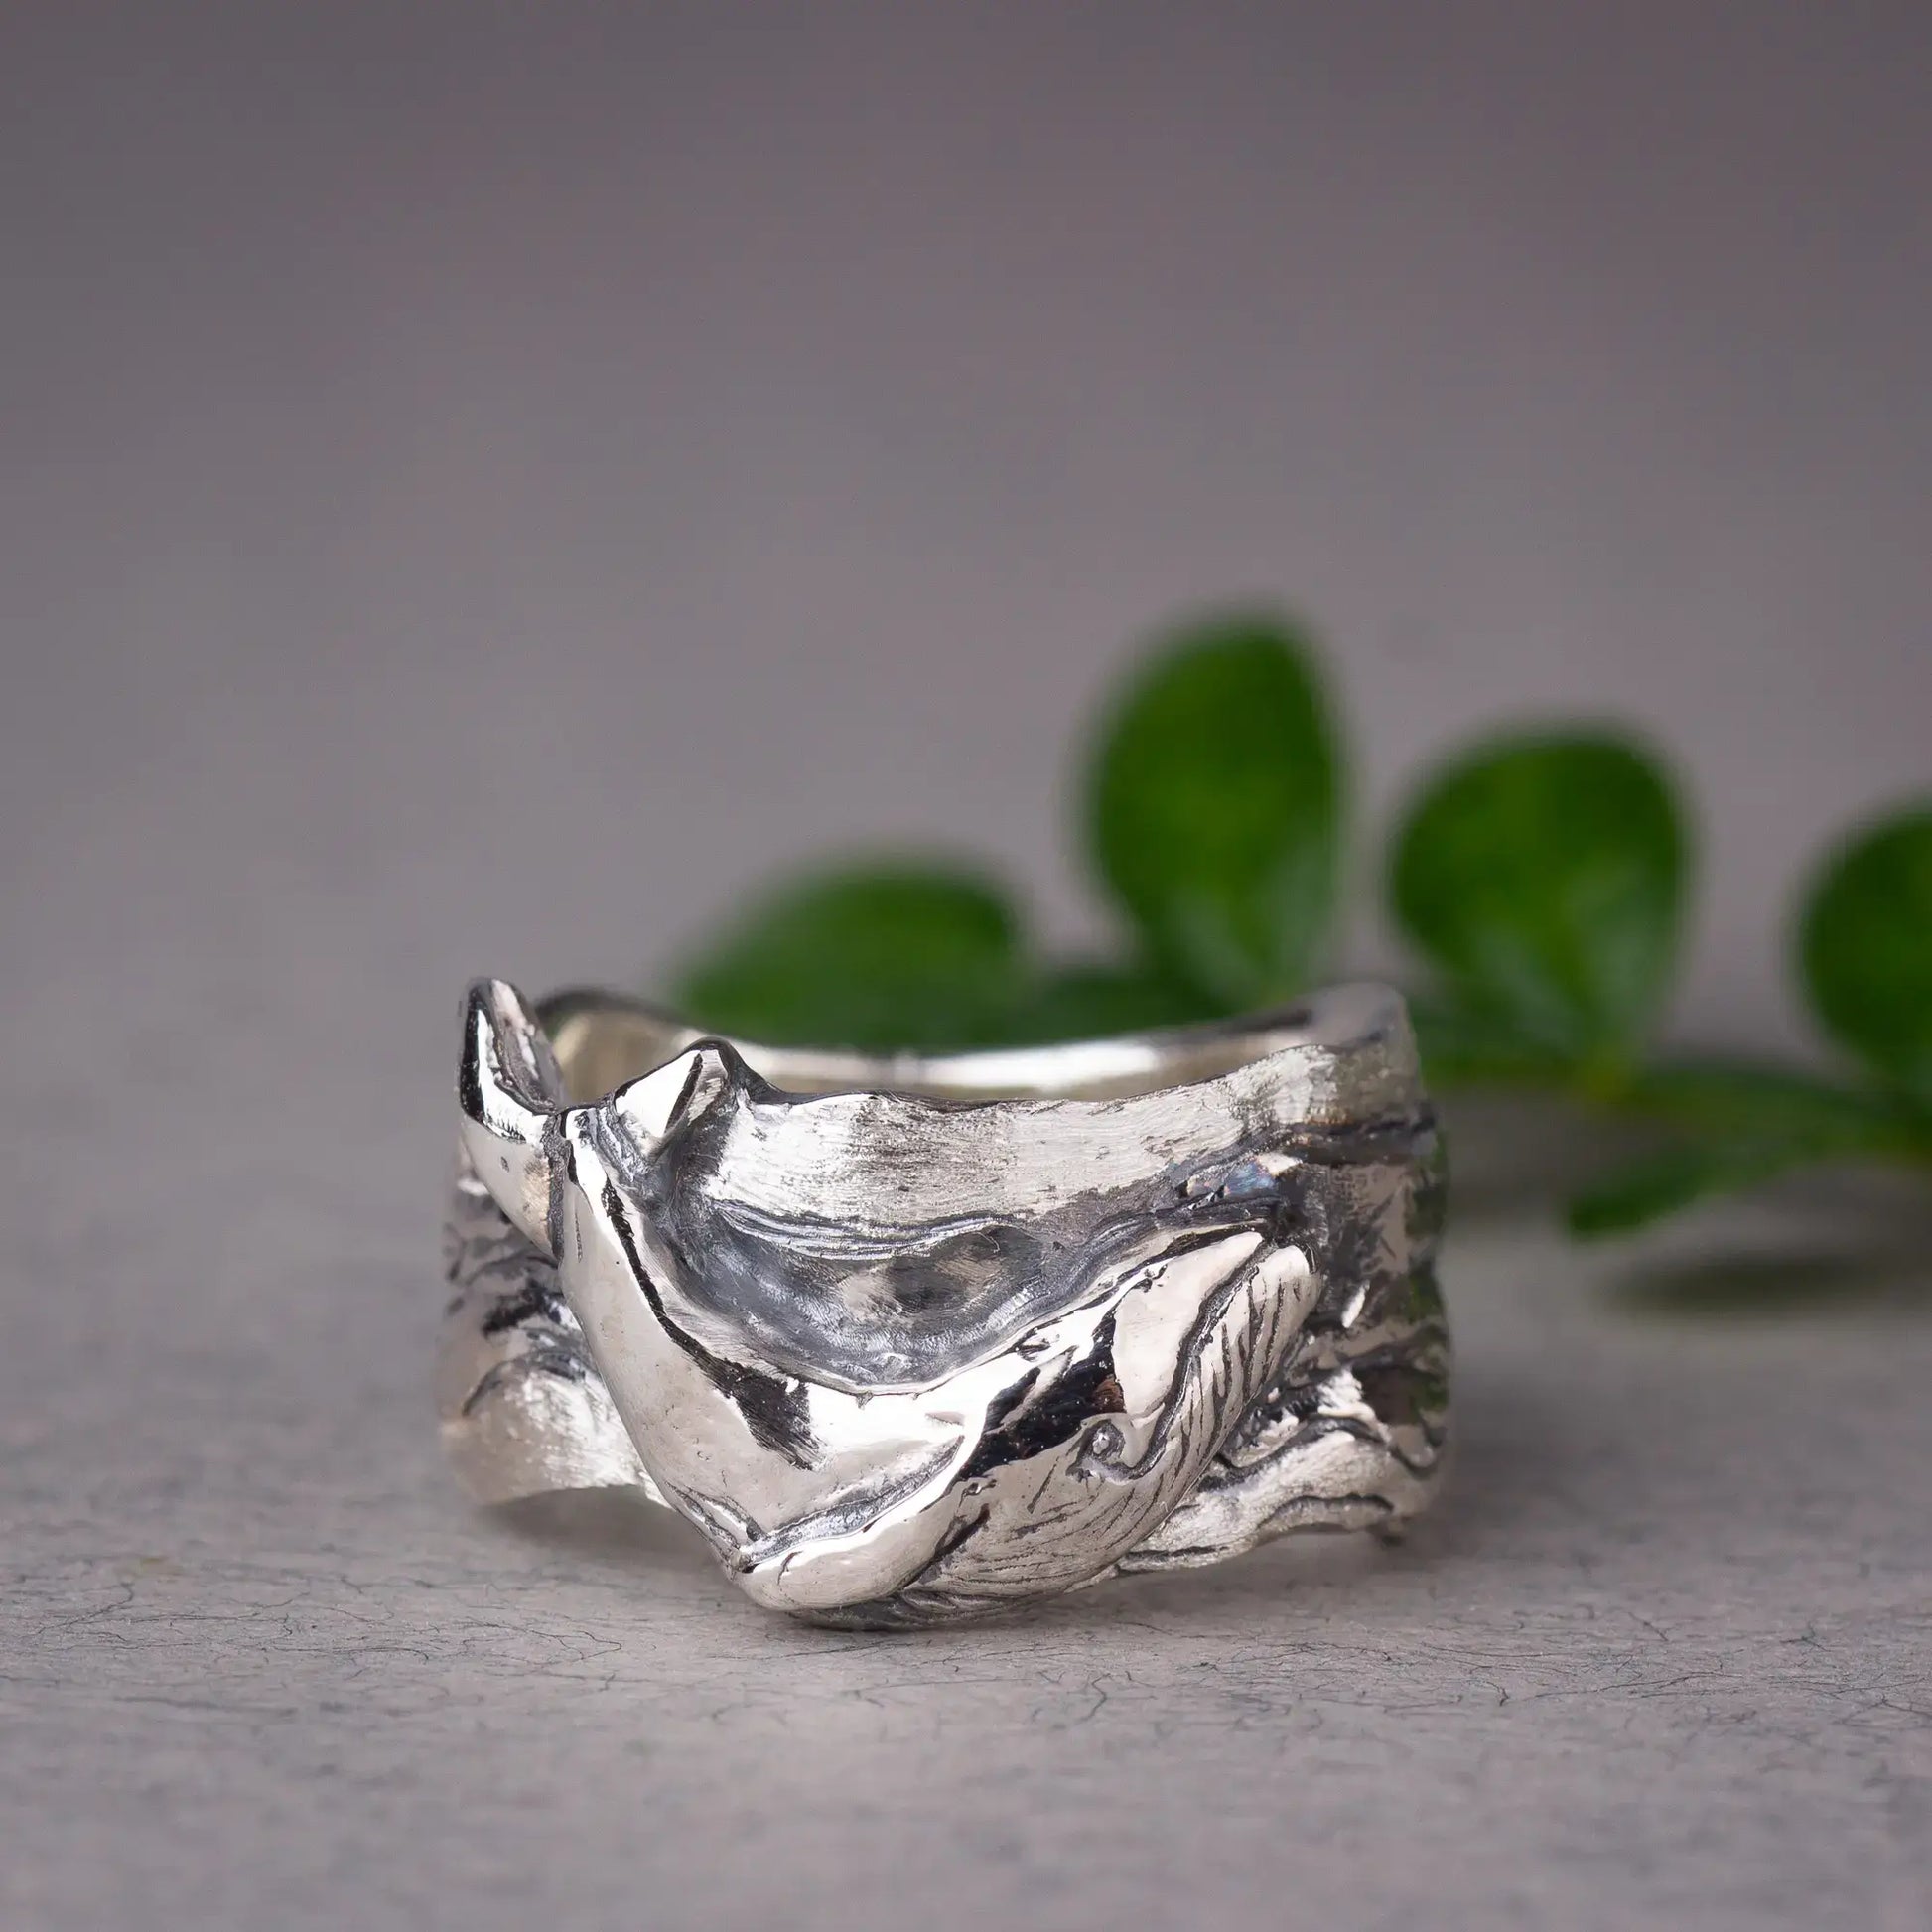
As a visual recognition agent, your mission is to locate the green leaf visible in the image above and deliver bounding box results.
[1408,995,1579,1088]
[1004,961,1219,1044]
[1566,1138,1819,1238]
[1564,1060,1929,1237]
[1391,730,1688,1064]
[1799,801,1932,1103]
[671,861,1028,1053]
[1567,1049,1932,1238]
[1623,1056,1913,1149]
[1086,610,1342,1008]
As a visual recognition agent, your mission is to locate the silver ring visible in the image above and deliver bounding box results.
[440,977,1449,1627]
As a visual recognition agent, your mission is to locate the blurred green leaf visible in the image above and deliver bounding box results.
[1005,961,1218,1044]
[672,861,1027,1052]
[1408,995,1580,1087]
[1391,730,1688,1064]
[1086,611,1342,1008]
[1799,802,1932,1103]
[1625,1055,1913,1147]
[1566,1138,1818,1237]
[1564,1062,1930,1236]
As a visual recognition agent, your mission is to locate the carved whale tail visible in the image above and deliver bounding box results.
[457,978,567,1252]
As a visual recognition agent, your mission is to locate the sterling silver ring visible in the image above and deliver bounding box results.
[440,978,1449,1627]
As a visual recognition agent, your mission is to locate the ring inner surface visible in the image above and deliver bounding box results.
[538,989,1387,1106]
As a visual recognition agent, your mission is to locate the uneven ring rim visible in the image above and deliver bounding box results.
[534,977,1422,1108]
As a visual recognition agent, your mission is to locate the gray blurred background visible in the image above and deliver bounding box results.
[5,3,1928,1081]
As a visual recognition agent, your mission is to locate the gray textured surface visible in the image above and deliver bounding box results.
[5,7,1931,1927]
[6,1065,1931,1930]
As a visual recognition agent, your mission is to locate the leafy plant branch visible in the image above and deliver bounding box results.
[665,611,1932,1239]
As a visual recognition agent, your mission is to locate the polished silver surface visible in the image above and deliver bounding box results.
[442,979,1449,1626]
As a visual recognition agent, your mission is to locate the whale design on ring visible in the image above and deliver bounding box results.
[444,977,1449,1626]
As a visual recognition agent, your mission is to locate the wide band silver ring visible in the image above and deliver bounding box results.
[440,977,1450,1627]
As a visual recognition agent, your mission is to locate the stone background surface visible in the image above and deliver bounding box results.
[3,7,1929,1927]
[6,1128,1930,1930]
